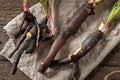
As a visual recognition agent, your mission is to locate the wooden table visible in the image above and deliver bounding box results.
[0,0,120,80]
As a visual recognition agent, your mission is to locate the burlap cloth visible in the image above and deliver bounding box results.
[1,0,120,80]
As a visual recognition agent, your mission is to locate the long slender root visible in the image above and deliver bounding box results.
[14,20,28,38]
[25,38,36,54]
[12,50,24,75]
[38,1,95,74]
[10,13,52,74]
[49,58,71,67]
[49,30,103,67]
[69,60,80,80]
[11,26,37,75]
[34,18,41,47]
[9,23,33,58]
[9,0,53,75]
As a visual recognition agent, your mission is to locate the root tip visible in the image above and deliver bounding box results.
[11,69,16,75]
[38,65,46,74]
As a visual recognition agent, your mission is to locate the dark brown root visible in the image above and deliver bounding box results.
[38,2,95,74]
[11,26,37,75]
[14,20,28,38]
[8,23,33,58]
[12,50,24,75]
[49,58,71,67]
[69,60,80,80]
[70,30,103,61]
[49,30,103,67]
[25,38,36,54]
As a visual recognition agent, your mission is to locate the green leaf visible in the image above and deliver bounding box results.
[48,0,56,35]
[39,0,47,15]
[108,0,120,22]
[49,0,55,13]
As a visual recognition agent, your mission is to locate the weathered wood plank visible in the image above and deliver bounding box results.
[0,61,30,80]
[0,28,9,51]
[86,43,120,80]
[0,0,120,80]
[0,0,38,27]
[99,43,120,66]
[100,53,120,66]
[85,66,120,80]
[0,55,7,61]
[0,0,37,80]
[111,43,120,54]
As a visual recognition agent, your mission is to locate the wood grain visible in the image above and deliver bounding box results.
[0,0,36,80]
[0,0,120,80]
[0,61,30,80]
[85,66,120,80]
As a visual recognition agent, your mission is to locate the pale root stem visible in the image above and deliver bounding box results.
[88,0,104,6]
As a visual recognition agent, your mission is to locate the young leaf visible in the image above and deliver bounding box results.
[39,0,47,15]
[48,0,56,35]
[23,0,30,12]
[108,0,120,22]
[88,0,103,5]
